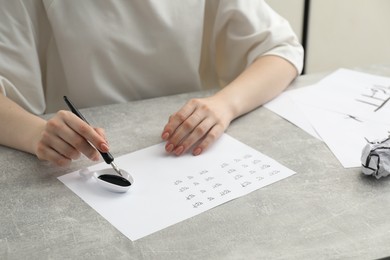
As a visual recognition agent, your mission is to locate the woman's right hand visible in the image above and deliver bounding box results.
[34,110,109,166]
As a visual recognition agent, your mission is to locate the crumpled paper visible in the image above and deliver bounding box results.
[361,137,390,179]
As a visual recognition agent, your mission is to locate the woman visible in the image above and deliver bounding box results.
[0,1,303,166]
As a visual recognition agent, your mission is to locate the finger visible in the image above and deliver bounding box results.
[46,114,101,161]
[192,124,225,156]
[165,111,204,151]
[41,131,82,160]
[36,142,72,167]
[67,118,109,152]
[46,148,72,166]
[55,110,108,152]
[94,127,107,142]
[61,129,101,161]
[161,100,197,140]
[172,117,215,156]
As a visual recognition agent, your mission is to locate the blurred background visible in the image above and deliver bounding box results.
[267,0,390,74]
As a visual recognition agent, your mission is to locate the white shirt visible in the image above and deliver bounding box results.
[0,0,303,114]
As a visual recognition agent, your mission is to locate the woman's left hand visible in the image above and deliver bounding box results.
[161,96,234,156]
[161,56,299,157]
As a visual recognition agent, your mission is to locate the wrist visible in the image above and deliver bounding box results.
[208,92,239,123]
[29,118,47,155]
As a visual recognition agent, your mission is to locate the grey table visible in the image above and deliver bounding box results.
[2,65,390,260]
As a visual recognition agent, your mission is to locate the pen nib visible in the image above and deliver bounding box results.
[110,162,123,176]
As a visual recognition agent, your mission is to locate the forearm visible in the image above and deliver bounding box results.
[214,55,298,119]
[0,93,46,154]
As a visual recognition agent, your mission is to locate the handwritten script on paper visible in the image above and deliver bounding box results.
[58,134,296,241]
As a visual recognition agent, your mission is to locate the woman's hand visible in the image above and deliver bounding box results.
[161,96,235,156]
[34,110,109,166]
[161,56,299,157]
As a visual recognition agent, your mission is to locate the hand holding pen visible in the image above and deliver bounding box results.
[63,96,122,176]
[34,97,111,167]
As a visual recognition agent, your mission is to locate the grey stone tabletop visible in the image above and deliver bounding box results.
[1,65,390,259]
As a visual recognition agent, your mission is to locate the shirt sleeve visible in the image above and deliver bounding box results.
[209,0,304,87]
[0,0,50,115]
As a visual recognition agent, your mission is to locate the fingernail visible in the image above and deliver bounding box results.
[193,147,202,156]
[166,143,174,153]
[161,132,170,140]
[174,146,184,156]
[100,143,109,152]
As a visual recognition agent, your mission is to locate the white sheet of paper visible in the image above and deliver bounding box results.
[293,103,390,167]
[58,134,296,241]
[288,69,390,167]
[265,91,321,140]
[264,68,390,168]
[292,69,390,122]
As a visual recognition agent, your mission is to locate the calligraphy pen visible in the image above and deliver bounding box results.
[63,96,123,176]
